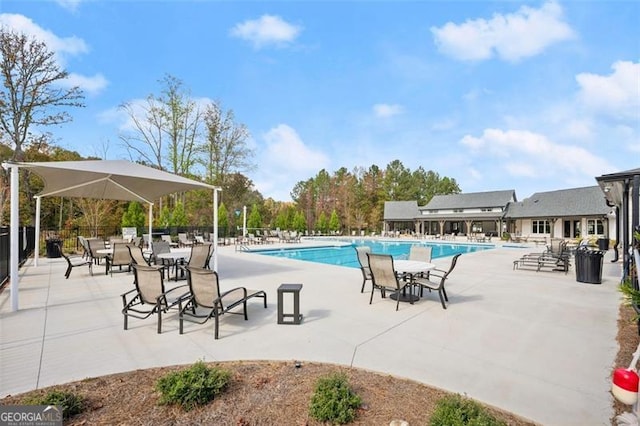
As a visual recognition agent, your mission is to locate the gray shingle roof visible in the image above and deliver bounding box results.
[422,190,516,210]
[418,211,505,220]
[505,186,609,218]
[383,200,419,220]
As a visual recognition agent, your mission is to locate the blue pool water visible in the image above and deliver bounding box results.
[252,238,493,269]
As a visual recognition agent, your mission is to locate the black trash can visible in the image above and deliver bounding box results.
[597,238,609,251]
[575,247,603,284]
[45,238,62,258]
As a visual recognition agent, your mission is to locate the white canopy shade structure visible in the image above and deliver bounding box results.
[2,160,221,311]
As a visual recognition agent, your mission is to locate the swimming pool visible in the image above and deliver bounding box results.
[252,238,493,269]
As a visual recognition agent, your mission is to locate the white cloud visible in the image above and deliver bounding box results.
[252,124,329,200]
[62,73,108,95]
[0,13,88,65]
[0,13,106,95]
[230,15,301,49]
[55,0,82,12]
[576,60,640,121]
[373,103,404,118]
[430,117,457,131]
[262,124,329,172]
[460,128,613,179]
[563,119,593,140]
[100,98,147,131]
[431,1,575,62]
[504,162,538,178]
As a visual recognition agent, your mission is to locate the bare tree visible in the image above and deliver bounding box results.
[75,198,119,237]
[0,28,84,223]
[119,74,201,176]
[202,101,254,186]
[119,95,166,170]
[161,75,201,176]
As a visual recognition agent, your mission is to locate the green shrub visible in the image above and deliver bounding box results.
[309,372,362,424]
[430,394,506,426]
[23,389,86,420]
[155,360,231,411]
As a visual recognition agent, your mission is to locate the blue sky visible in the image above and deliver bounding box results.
[1,1,638,202]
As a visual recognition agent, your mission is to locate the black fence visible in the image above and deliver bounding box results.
[0,226,36,288]
[38,225,235,253]
[1,225,237,287]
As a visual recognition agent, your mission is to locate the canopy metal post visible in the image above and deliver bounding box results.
[243,205,247,238]
[213,188,220,272]
[4,162,20,311]
[148,203,153,248]
[34,196,41,267]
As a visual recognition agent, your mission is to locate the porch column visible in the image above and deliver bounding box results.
[465,220,473,235]
[438,220,445,235]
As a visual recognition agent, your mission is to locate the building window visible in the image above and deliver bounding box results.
[453,208,464,213]
[429,209,438,213]
[532,220,550,234]
[587,219,604,235]
[481,208,493,212]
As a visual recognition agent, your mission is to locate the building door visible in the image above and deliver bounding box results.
[563,219,582,238]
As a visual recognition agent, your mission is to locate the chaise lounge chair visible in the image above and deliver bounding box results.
[121,264,189,333]
[179,267,267,339]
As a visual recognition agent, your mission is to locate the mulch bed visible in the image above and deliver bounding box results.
[2,303,637,425]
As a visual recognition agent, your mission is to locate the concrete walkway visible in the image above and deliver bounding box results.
[0,240,623,425]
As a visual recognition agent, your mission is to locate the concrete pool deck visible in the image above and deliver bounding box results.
[0,239,623,425]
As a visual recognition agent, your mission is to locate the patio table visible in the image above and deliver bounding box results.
[392,260,435,302]
[156,248,191,281]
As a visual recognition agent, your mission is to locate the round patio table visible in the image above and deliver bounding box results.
[391,260,435,302]
[156,248,191,281]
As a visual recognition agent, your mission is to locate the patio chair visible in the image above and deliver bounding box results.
[86,238,109,265]
[128,245,167,279]
[150,240,170,262]
[57,243,92,279]
[412,253,461,309]
[190,242,213,268]
[161,234,178,248]
[178,233,194,247]
[142,234,150,249]
[107,242,132,276]
[78,236,90,260]
[109,237,127,246]
[367,253,411,311]
[151,240,178,277]
[547,238,564,254]
[121,264,189,333]
[547,239,571,264]
[407,245,432,279]
[179,267,267,339]
[176,243,212,279]
[354,246,373,293]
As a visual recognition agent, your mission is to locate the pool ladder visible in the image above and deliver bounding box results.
[235,244,250,252]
